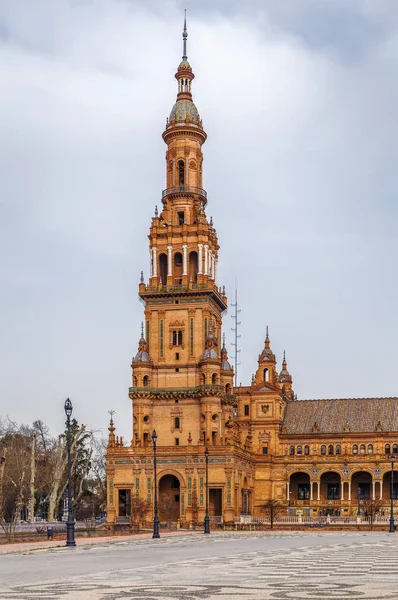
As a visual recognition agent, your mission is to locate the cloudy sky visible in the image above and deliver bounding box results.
[1,0,397,440]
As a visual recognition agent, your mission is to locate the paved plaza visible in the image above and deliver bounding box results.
[1,531,398,599]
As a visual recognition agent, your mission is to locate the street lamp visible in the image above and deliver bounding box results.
[204,447,210,534]
[64,398,76,547]
[389,455,396,533]
[152,430,160,539]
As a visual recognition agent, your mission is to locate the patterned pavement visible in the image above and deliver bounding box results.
[1,532,398,599]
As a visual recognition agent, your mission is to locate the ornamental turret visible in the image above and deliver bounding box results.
[255,327,278,386]
[131,323,152,388]
[278,350,294,399]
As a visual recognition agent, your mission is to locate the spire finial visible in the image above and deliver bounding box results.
[265,326,269,343]
[182,9,188,61]
[222,332,226,349]
[141,321,144,339]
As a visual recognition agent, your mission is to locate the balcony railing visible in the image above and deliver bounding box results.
[140,282,227,307]
[161,185,207,200]
[129,384,225,396]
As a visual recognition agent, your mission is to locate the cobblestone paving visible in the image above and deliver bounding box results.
[1,533,398,599]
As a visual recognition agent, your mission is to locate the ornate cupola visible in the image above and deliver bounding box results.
[163,12,206,148]
[202,323,219,360]
[131,323,152,388]
[278,350,294,399]
[220,333,234,394]
[255,327,278,386]
[221,334,233,372]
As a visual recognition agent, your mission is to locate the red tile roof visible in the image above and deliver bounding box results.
[282,397,398,434]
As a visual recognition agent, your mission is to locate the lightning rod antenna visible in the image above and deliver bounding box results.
[230,285,241,387]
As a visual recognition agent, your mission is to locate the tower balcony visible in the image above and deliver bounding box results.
[139,280,227,311]
[129,383,227,399]
[162,185,207,205]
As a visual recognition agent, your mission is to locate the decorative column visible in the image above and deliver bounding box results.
[198,244,203,274]
[185,156,189,185]
[149,249,153,278]
[341,481,344,501]
[348,481,351,501]
[182,245,188,276]
[372,480,376,501]
[152,247,157,278]
[317,481,320,501]
[204,245,209,275]
[208,250,213,278]
[214,259,218,284]
[167,246,173,277]
[310,481,313,501]
[286,482,290,501]
[380,480,383,500]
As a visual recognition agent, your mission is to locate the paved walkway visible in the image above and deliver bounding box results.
[0,529,195,555]
[1,531,398,599]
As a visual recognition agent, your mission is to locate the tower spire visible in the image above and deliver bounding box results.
[140,321,144,340]
[182,9,188,61]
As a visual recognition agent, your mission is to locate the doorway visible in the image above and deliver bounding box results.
[209,488,222,516]
[159,474,180,521]
[118,489,131,517]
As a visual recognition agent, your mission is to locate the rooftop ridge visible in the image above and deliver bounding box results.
[297,396,398,402]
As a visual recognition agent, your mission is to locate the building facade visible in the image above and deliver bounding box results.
[105,23,398,526]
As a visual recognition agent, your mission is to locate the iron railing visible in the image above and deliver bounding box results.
[129,384,225,396]
[161,185,207,199]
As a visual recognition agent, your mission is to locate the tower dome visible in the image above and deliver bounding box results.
[259,326,275,362]
[133,323,151,363]
[163,12,206,141]
[169,99,201,125]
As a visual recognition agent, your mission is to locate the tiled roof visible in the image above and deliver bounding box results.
[282,397,398,434]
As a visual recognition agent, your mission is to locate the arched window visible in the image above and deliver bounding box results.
[263,368,269,382]
[211,373,218,385]
[189,251,198,283]
[368,444,373,455]
[304,445,310,455]
[353,444,358,455]
[360,444,366,455]
[289,445,295,455]
[336,444,341,455]
[394,444,398,455]
[386,444,391,455]
[173,252,183,282]
[297,445,302,455]
[172,330,183,346]
[321,445,326,455]
[328,445,334,455]
[174,417,180,429]
[178,160,185,185]
[225,384,231,394]
[143,375,149,387]
[159,253,167,284]
[201,373,206,385]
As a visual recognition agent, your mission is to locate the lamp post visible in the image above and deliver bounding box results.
[204,447,210,534]
[64,398,76,547]
[152,430,160,539]
[389,456,396,533]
